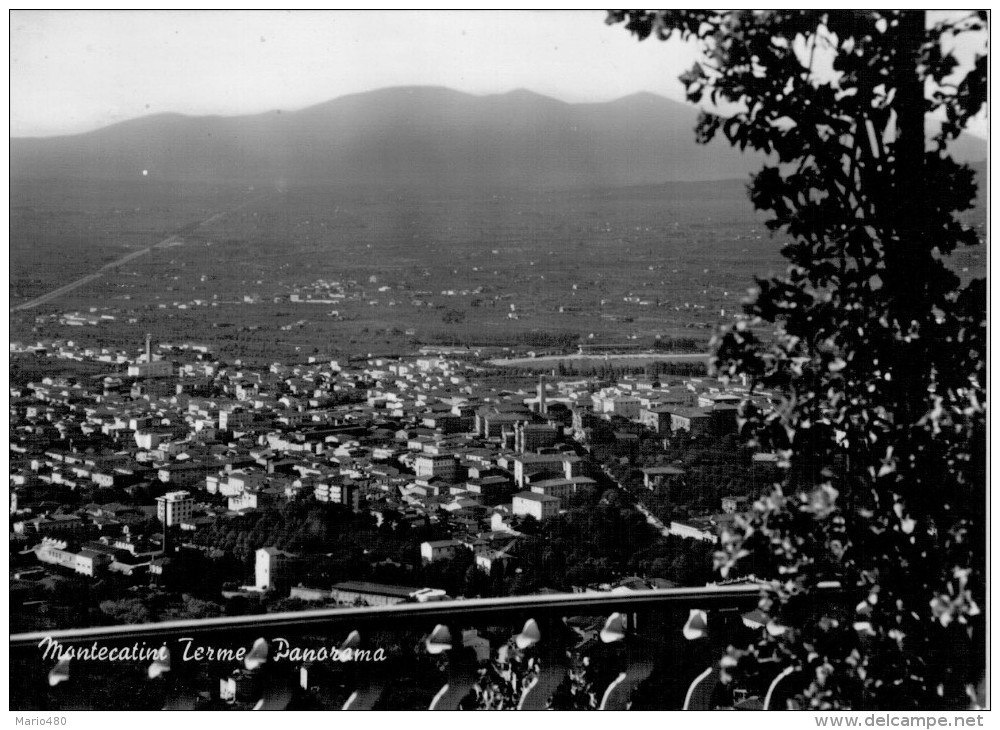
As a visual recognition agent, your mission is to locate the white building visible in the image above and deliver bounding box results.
[314,479,355,506]
[414,453,458,483]
[515,423,559,453]
[127,360,173,378]
[255,546,298,591]
[228,490,275,513]
[420,539,464,563]
[529,476,595,501]
[512,454,582,488]
[156,490,194,526]
[513,492,560,521]
[219,410,255,431]
[134,431,171,451]
[668,519,717,542]
[74,550,110,577]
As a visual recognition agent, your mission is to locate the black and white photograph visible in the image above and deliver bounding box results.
[8,8,989,717]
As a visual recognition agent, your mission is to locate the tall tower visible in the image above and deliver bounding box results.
[145,333,152,364]
[538,374,547,415]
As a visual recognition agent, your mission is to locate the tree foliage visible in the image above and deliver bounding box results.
[607,10,986,709]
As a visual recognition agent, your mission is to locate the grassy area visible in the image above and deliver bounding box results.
[10,179,984,361]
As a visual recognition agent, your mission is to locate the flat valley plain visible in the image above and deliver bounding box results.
[9,177,986,365]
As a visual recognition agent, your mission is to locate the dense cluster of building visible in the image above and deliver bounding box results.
[11,336,776,607]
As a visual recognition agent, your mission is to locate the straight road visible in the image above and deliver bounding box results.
[13,193,267,312]
[596,461,672,538]
[633,500,671,538]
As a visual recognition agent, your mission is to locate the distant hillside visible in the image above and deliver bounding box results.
[10,86,987,189]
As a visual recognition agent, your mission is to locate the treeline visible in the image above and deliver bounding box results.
[555,361,708,378]
[408,488,718,599]
[494,361,707,378]
[649,336,703,352]
[189,502,444,587]
[604,432,766,523]
[504,493,717,592]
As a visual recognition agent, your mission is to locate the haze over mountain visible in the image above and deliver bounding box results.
[11,86,987,189]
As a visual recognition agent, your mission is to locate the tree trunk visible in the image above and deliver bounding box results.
[893,11,926,206]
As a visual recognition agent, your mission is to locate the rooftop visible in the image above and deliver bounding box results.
[513,491,560,503]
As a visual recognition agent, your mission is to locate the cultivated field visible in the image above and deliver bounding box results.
[10,177,985,363]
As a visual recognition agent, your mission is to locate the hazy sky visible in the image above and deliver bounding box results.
[11,10,703,137]
[11,10,988,139]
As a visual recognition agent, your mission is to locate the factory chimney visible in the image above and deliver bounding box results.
[145,333,152,364]
[538,374,547,415]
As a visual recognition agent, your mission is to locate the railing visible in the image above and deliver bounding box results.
[10,585,830,711]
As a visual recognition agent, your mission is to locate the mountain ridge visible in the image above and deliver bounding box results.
[11,86,987,188]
